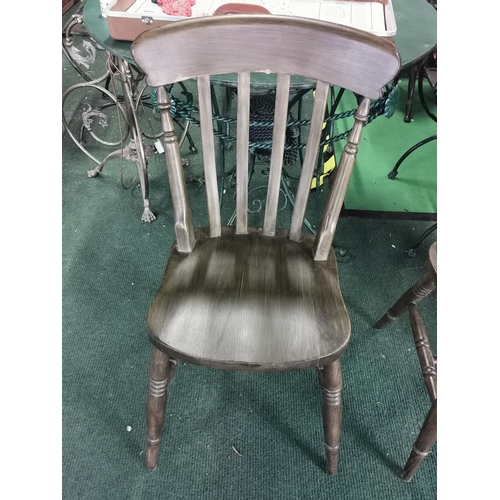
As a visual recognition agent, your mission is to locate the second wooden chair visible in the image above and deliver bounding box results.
[375,241,437,481]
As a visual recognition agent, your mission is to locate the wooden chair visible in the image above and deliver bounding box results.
[131,15,400,475]
[375,241,437,481]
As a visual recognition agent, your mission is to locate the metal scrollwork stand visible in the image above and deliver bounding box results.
[62,12,157,222]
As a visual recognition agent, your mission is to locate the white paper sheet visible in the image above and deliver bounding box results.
[121,0,390,35]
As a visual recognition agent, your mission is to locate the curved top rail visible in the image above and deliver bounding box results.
[132,14,401,99]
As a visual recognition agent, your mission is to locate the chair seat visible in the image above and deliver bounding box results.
[147,227,350,371]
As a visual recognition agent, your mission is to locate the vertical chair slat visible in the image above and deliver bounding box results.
[236,71,250,234]
[157,86,195,253]
[313,97,371,260]
[197,75,221,237]
[289,80,330,242]
[263,73,291,236]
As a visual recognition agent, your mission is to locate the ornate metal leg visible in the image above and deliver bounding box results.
[407,223,437,257]
[387,135,437,180]
[86,141,155,180]
[401,399,437,482]
[418,52,437,122]
[86,149,124,178]
[145,348,177,471]
[318,359,343,475]
[374,271,436,330]
[404,62,421,123]
[117,59,156,222]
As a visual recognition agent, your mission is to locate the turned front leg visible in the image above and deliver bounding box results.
[146,347,177,470]
[375,271,436,330]
[319,359,343,475]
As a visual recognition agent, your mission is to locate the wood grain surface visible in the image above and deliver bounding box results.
[147,227,350,371]
[132,15,400,99]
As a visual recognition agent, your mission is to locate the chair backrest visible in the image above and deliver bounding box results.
[132,15,400,260]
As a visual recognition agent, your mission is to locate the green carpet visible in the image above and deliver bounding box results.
[62,177,437,498]
[61,169,438,498]
[62,12,437,498]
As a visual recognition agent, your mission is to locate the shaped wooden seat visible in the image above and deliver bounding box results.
[131,14,400,476]
[147,227,350,370]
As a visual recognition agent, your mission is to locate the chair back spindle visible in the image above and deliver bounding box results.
[289,80,330,242]
[197,75,221,237]
[157,86,195,252]
[132,15,401,253]
[236,71,251,234]
[263,73,291,236]
[313,97,370,260]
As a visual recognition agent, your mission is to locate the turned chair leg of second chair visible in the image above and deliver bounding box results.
[401,303,437,481]
[375,244,437,481]
[375,270,436,330]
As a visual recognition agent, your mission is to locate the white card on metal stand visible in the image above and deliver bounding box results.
[155,139,164,154]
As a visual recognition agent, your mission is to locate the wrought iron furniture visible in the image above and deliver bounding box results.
[389,50,437,180]
[63,7,157,222]
[375,241,437,481]
[63,1,198,223]
[388,49,437,256]
[407,222,437,257]
[131,15,400,475]
[403,0,437,123]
